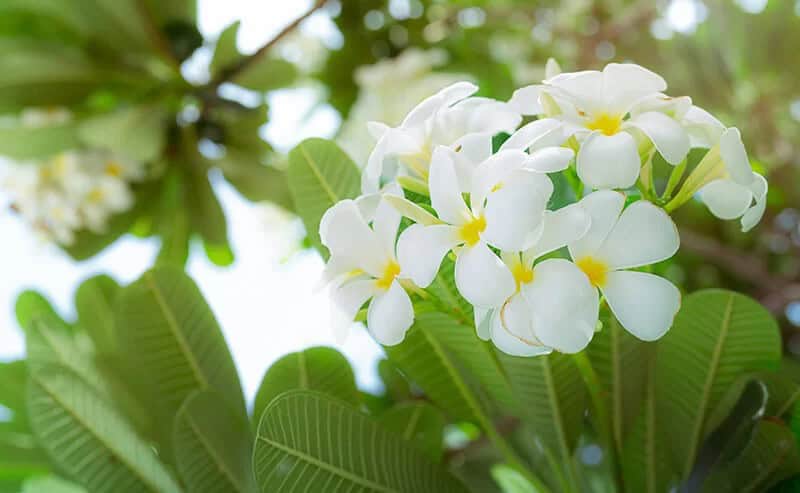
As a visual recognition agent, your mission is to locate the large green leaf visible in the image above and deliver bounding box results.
[210,21,240,76]
[378,402,446,462]
[20,475,87,493]
[75,274,120,357]
[496,352,584,491]
[0,121,80,160]
[0,360,28,417]
[220,156,294,211]
[234,58,297,92]
[587,314,650,451]
[79,106,167,162]
[252,347,359,427]
[115,267,246,436]
[15,290,70,333]
[253,390,468,493]
[702,421,800,493]
[27,368,181,493]
[173,390,255,493]
[656,290,782,478]
[287,138,361,256]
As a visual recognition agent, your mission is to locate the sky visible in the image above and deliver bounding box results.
[0,0,383,403]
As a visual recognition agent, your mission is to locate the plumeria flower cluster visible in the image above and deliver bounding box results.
[2,110,145,245]
[320,62,768,356]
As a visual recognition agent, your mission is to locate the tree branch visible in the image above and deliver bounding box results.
[209,0,327,89]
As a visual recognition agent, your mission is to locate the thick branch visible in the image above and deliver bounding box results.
[209,0,327,88]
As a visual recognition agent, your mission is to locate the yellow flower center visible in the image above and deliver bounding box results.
[459,215,486,246]
[511,262,534,291]
[375,261,401,290]
[586,112,623,136]
[576,256,609,287]
[87,188,105,203]
[105,160,124,177]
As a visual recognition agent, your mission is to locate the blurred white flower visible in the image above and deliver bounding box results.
[2,147,146,246]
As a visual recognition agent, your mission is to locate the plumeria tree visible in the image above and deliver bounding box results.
[3,1,800,493]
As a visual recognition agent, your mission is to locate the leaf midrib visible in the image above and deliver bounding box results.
[256,436,398,493]
[299,144,338,204]
[183,411,246,492]
[682,293,735,475]
[541,359,572,468]
[33,374,171,493]
[144,273,209,389]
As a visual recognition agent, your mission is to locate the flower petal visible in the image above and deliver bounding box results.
[524,147,574,173]
[568,190,625,260]
[363,128,422,193]
[626,111,690,165]
[602,63,667,111]
[331,279,379,340]
[576,131,641,190]
[319,200,386,276]
[525,203,591,261]
[700,179,753,220]
[451,132,493,191]
[683,105,724,148]
[474,307,492,341]
[523,259,598,353]
[500,118,565,152]
[741,173,768,232]
[594,200,679,270]
[490,294,553,357]
[372,186,403,255]
[482,170,552,251]
[602,271,680,341]
[397,224,461,288]
[470,149,530,213]
[455,242,516,308]
[545,70,605,112]
[720,127,754,185]
[429,146,471,224]
[402,81,477,127]
[508,85,544,115]
[367,280,415,346]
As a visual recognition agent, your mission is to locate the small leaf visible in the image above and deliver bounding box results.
[173,390,256,493]
[234,58,297,92]
[79,106,167,162]
[210,21,241,76]
[378,402,446,462]
[253,390,469,493]
[75,274,121,357]
[287,138,361,256]
[491,464,542,493]
[220,153,294,210]
[0,121,80,160]
[252,346,359,427]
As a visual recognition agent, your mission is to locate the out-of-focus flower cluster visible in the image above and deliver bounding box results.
[321,61,768,357]
[2,109,145,246]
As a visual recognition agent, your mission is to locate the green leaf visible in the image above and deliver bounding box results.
[210,21,241,76]
[383,309,492,423]
[27,368,182,493]
[184,164,230,265]
[252,346,359,427]
[0,121,80,160]
[235,58,297,92]
[155,171,191,266]
[378,403,446,462]
[115,267,246,438]
[75,274,120,357]
[79,106,167,162]
[20,475,87,493]
[491,464,542,493]
[0,40,104,112]
[586,314,650,451]
[220,155,294,210]
[15,290,70,333]
[287,138,361,256]
[496,352,584,490]
[656,290,782,478]
[702,421,800,493]
[253,390,469,493]
[173,390,256,493]
[0,360,28,417]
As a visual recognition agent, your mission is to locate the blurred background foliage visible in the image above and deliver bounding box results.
[1,0,800,490]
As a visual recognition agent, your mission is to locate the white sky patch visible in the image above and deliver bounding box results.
[665,0,708,34]
[0,1,382,403]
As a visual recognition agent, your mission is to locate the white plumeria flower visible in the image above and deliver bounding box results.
[510,63,690,190]
[362,81,521,194]
[699,128,768,232]
[319,189,415,346]
[79,176,134,233]
[396,146,553,308]
[568,191,681,341]
[475,203,598,356]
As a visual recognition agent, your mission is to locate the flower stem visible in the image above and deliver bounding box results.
[572,351,624,490]
[661,158,688,202]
